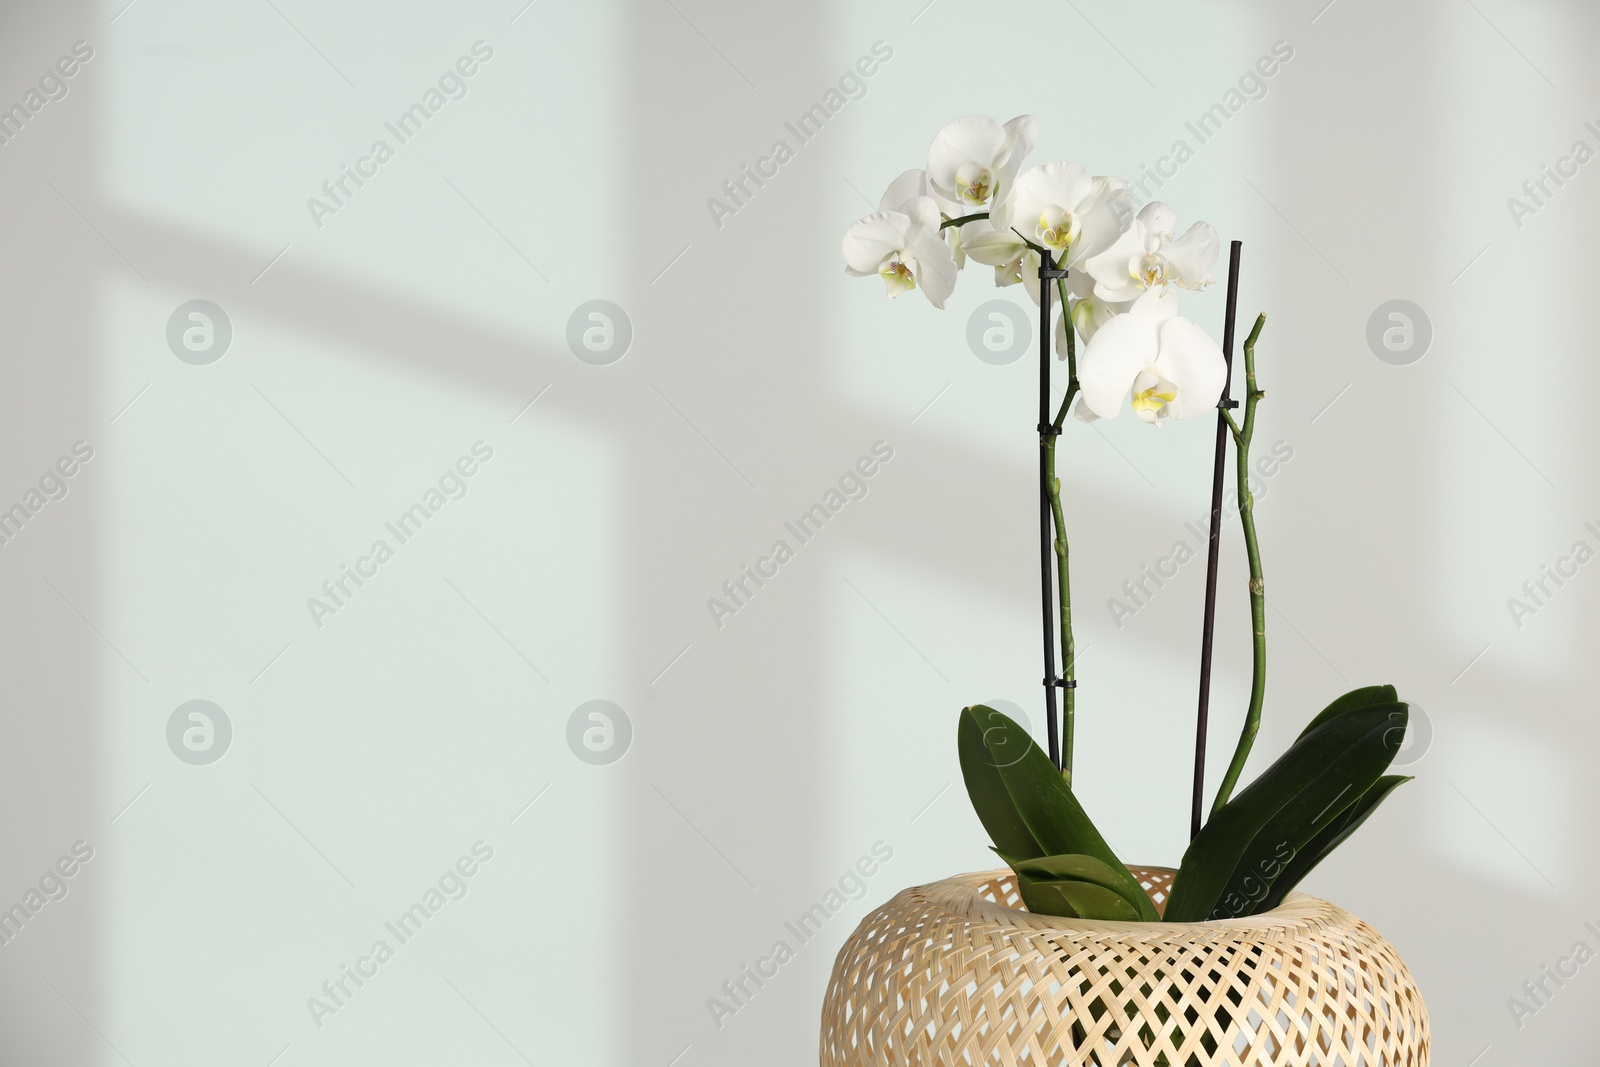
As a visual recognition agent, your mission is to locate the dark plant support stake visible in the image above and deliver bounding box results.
[1191,240,1244,839]
[1038,250,1061,769]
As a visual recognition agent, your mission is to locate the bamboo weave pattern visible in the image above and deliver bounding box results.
[820,868,1428,1066]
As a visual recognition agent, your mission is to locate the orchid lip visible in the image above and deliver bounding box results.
[1131,382,1177,421]
[1135,252,1169,289]
[955,160,995,205]
[879,256,916,296]
[1036,205,1082,251]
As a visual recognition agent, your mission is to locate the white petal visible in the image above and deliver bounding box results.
[1145,287,1182,323]
[945,222,970,269]
[901,195,944,237]
[1152,316,1227,419]
[961,227,1027,266]
[1054,307,1070,360]
[1162,220,1220,289]
[1077,301,1159,419]
[926,115,1005,199]
[996,115,1039,170]
[992,115,1039,203]
[908,229,958,308]
[879,169,928,212]
[1009,162,1094,233]
[1073,396,1100,423]
[1070,294,1129,344]
[1070,178,1136,267]
[1136,202,1177,240]
[987,191,1017,234]
[1020,251,1041,305]
[843,212,909,274]
[1084,221,1146,303]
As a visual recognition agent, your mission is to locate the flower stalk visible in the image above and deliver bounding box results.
[940,211,988,230]
[1049,277,1079,778]
[1210,313,1268,814]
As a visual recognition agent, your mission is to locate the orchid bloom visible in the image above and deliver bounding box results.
[1051,269,1130,352]
[878,169,950,214]
[925,115,1038,215]
[1084,202,1219,304]
[879,168,969,266]
[1055,291,1126,358]
[963,231,1040,297]
[1075,290,1225,424]
[965,162,1133,304]
[842,196,958,308]
[1070,295,1124,345]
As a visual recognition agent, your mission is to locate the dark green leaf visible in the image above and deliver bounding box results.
[961,706,1158,921]
[958,705,1042,861]
[1256,775,1412,912]
[1296,685,1397,742]
[1165,703,1405,922]
[1210,707,1405,918]
[1019,877,1142,922]
[999,851,1155,919]
[1008,851,1133,887]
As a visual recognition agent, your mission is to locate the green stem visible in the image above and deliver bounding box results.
[1053,278,1077,430]
[1210,314,1268,815]
[939,211,988,230]
[1048,276,1078,778]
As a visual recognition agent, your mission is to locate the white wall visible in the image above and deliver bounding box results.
[0,0,1591,1063]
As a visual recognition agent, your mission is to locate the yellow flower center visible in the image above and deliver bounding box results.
[955,161,994,205]
[1131,375,1177,423]
[1036,205,1082,251]
[879,257,916,297]
[1134,252,1169,290]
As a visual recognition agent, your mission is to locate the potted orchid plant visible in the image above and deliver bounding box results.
[822,115,1428,1067]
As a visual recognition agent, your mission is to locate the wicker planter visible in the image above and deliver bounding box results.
[821,867,1428,1066]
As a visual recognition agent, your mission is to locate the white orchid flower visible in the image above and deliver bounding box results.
[965,162,1134,304]
[963,231,1040,298]
[1062,265,1126,347]
[925,115,1038,216]
[1084,201,1220,304]
[1069,294,1126,346]
[877,169,940,213]
[842,196,958,309]
[1051,269,1134,352]
[878,168,970,267]
[1055,287,1131,357]
[997,163,1134,268]
[1075,290,1224,424]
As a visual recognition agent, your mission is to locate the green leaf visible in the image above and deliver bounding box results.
[1296,685,1397,742]
[960,706,1158,921]
[1165,703,1405,922]
[1008,851,1134,887]
[1256,775,1412,912]
[958,705,1044,861]
[999,851,1156,920]
[1210,710,1405,919]
[1018,877,1142,922]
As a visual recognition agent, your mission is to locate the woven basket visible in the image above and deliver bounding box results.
[820,867,1428,1066]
